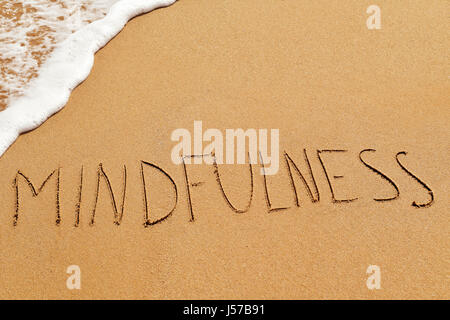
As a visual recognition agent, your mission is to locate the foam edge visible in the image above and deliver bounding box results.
[0,0,177,157]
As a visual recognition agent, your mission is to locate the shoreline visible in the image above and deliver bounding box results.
[0,0,177,157]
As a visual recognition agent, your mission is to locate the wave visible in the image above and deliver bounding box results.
[0,0,176,156]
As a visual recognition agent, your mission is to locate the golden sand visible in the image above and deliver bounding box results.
[0,0,448,299]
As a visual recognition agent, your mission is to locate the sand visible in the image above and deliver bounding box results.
[0,0,448,299]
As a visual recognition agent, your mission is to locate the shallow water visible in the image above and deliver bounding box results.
[0,0,120,110]
[0,0,175,157]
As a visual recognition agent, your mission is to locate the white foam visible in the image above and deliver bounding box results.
[0,0,176,156]
[0,0,122,107]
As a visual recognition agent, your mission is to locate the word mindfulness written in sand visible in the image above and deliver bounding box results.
[10,148,434,228]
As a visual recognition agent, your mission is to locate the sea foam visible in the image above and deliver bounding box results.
[0,0,176,157]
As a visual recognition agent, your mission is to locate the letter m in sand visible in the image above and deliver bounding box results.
[13,168,61,226]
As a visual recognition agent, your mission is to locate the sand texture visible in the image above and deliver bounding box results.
[0,0,448,299]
